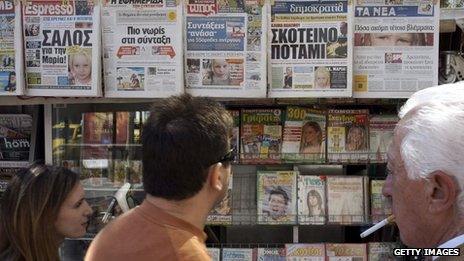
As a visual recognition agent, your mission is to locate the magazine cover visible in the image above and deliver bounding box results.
[282,107,326,163]
[184,0,267,97]
[325,243,367,260]
[257,170,297,224]
[285,244,325,261]
[110,159,142,186]
[369,115,398,162]
[102,0,183,97]
[0,0,25,95]
[368,242,401,261]
[0,114,33,168]
[240,109,283,164]
[207,173,232,225]
[268,0,353,98]
[257,248,285,261]
[228,109,240,163]
[222,248,254,261]
[297,175,326,225]
[353,0,439,98]
[23,0,101,96]
[326,176,366,224]
[327,109,369,162]
[81,112,113,185]
[207,248,221,261]
[371,179,392,223]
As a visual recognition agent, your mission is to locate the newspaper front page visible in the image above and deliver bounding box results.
[353,0,439,98]
[23,0,101,96]
[268,0,353,98]
[0,0,24,95]
[184,0,267,97]
[102,0,183,97]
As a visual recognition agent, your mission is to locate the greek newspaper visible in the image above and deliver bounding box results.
[102,0,183,97]
[353,0,439,98]
[23,0,101,96]
[185,0,267,97]
[268,0,353,97]
[0,0,24,95]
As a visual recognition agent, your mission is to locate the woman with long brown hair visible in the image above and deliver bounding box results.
[0,165,92,261]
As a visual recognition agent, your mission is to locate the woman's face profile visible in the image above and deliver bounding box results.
[370,33,414,46]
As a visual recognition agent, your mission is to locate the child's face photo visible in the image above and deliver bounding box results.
[316,73,329,88]
[72,54,91,81]
[212,60,229,78]
[370,33,414,46]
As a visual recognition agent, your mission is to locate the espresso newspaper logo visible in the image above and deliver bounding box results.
[24,1,75,16]
[393,248,460,257]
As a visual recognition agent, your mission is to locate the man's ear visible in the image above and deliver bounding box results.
[427,171,458,213]
[207,163,224,191]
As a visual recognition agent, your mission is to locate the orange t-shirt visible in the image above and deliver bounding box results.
[85,200,211,261]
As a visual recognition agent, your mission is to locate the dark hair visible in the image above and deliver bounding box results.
[268,186,289,205]
[0,165,79,261]
[142,94,233,200]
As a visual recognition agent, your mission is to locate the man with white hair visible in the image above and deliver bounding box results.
[382,83,464,260]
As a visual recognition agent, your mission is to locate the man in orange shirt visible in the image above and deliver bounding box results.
[85,94,233,261]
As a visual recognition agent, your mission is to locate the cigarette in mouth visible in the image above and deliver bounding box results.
[360,215,395,238]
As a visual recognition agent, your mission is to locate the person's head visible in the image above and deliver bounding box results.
[315,67,330,88]
[268,187,289,218]
[301,122,322,146]
[383,85,464,247]
[8,72,16,85]
[286,67,292,76]
[346,126,365,151]
[306,190,322,211]
[69,49,92,83]
[363,33,426,46]
[0,165,92,260]
[30,24,39,35]
[212,59,229,79]
[142,94,233,206]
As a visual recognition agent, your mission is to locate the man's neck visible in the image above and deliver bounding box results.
[145,194,210,231]
[433,216,464,247]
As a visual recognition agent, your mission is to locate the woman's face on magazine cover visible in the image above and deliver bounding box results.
[308,194,319,207]
[370,33,414,46]
[212,59,229,78]
[302,125,319,145]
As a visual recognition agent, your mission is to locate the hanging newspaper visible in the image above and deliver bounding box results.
[0,0,24,95]
[102,0,183,98]
[22,0,101,97]
[184,0,267,97]
[268,0,353,98]
[353,0,439,98]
